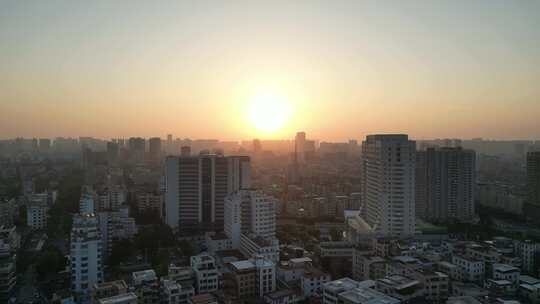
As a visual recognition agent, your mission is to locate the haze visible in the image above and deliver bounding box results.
[1,0,539,140]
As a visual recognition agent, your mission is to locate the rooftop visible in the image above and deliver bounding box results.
[98,292,138,304]
[132,269,157,282]
[447,296,482,304]
[190,293,216,304]
[264,289,299,300]
[520,275,540,285]
[338,287,400,304]
[493,263,519,273]
[230,260,255,271]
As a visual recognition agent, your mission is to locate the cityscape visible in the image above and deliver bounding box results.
[2,2,540,304]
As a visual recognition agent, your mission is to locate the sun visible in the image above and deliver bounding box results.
[247,92,292,134]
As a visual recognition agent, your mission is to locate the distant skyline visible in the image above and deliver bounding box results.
[1,1,540,141]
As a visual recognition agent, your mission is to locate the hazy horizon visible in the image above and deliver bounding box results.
[2,1,540,141]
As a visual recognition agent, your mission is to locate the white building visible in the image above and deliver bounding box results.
[132,269,159,304]
[452,255,485,283]
[26,194,49,230]
[190,253,219,294]
[322,278,395,304]
[70,214,104,299]
[361,134,416,237]
[225,190,277,249]
[337,287,400,304]
[240,234,280,263]
[79,191,95,215]
[160,278,194,304]
[493,264,520,288]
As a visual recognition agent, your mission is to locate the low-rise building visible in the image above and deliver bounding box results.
[205,233,233,254]
[240,234,279,262]
[492,263,520,289]
[97,292,138,304]
[337,287,400,304]
[375,275,424,302]
[264,289,302,304]
[412,270,449,302]
[322,278,375,304]
[352,252,386,281]
[132,269,159,304]
[485,279,514,297]
[191,254,219,294]
[301,266,331,298]
[229,256,276,298]
[518,275,540,304]
[188,293,218,304]
[160,278,194,304]
[318,242,354,258]
[451,282,488,298]
[91,280,128,302]
[452,255,485,283]
[437,261,459,281]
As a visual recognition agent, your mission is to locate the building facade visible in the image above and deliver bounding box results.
[164,154,250,232]
[361,134,416,237]
[416,147,476,221]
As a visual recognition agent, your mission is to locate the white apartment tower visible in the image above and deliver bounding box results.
[224,190,277,247]
[361,134,416,237]
[164,154,250,231]
[70,214,104,299]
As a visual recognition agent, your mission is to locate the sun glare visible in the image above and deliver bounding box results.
[247,92,292,134]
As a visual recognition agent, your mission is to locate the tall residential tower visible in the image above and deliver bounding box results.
[416,147,476,221]
[361,134,416,237]
[164,154,250,232]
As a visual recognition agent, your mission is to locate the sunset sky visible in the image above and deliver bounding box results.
[1,1,539,141]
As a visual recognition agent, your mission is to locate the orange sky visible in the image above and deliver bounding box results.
[1,1,539,141]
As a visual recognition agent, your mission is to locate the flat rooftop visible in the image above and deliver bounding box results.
[338,287,400,304]
[98,292,138,304]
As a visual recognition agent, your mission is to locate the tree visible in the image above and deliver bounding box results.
[109,239,135,267]
[35,246,67,280]
[178,240,194,257]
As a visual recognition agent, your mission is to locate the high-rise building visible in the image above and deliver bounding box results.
[361,134,416,237]
[0,227,17,303]
[106,142,119,165]
[527,152,540,207]
[416,147,476,221]
[167,134,173,153]
[224,190,277,248]
[295,131,306,163]
[181,146,191,157]
[26,193,49,230]
[164,154,251,231]
[70,214,104,300]
[149,137,162,161]
[39,138,51,152]
[253,139,262,154]
[128,137,145,163]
